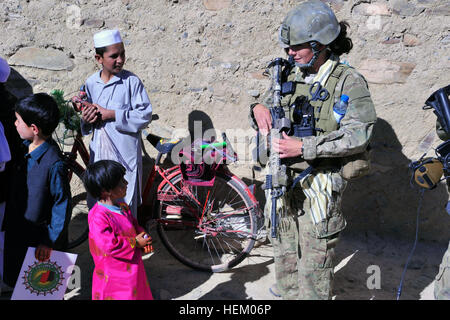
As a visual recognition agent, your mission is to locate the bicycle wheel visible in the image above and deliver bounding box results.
[66,162,89,249]
[156,170,258,272]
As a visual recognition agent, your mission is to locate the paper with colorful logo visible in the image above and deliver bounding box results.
[11,247,77,300]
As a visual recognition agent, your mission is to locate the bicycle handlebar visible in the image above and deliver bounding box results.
[200,141,226,149]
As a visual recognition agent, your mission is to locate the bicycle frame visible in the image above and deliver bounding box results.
[140,138,259,222]
[61,113,262,262]
[146,164,258,227]
[64,130,90,179]
[150,145,263,271]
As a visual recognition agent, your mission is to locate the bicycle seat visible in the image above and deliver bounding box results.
[146,132,182,154]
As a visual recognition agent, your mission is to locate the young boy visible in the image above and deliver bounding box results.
[1,93,72,288]
[79,29,152,218]
[83,160,153,300]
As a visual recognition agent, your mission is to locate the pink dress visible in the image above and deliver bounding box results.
[88,202,153,300]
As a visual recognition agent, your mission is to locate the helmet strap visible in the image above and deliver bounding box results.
[295,41,324,71]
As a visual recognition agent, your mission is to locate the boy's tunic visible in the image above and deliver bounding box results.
[82,70,152,217]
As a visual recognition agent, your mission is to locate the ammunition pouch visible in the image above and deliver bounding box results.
[340,147,371,181]
[251,94,316,167]
[291,95,315,138]
[281,81,296,95]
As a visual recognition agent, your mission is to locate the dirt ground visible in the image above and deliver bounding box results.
[1,130,446,302]
[59,137,445,301]
[1,0,449,303]
[58,151,446,302]
[60,225,445,301]
[1,156,446,301]
[1,228,446,301]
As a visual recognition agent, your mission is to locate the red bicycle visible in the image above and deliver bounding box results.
[53,90,263,272]
[141,132,262,272]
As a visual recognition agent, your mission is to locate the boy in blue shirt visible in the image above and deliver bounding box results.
[1,93,72,288]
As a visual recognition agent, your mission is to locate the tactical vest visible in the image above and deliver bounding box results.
[278,63,349,172]
[281,63,348,137]
[253,62,371,180]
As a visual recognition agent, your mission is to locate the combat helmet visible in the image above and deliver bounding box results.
[279,0,340,68]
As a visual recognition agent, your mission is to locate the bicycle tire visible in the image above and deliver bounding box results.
[66,162,89,249]
[156,170,258,272]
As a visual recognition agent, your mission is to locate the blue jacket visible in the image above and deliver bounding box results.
[3,138,71,248]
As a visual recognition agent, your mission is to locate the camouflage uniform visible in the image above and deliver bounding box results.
[250,58,377,299]
[435,241,450,299]
[434,121,450,300]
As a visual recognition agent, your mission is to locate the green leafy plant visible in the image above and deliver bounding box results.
[50,89,81,133]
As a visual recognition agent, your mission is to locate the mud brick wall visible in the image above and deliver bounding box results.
[1,0,449,242]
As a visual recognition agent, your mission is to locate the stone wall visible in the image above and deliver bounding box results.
[1,0,449,242]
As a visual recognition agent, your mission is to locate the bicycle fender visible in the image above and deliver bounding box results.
[156,167,182,193]
[229,174,259,207]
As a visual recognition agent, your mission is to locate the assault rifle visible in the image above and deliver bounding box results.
[264,57,292,238]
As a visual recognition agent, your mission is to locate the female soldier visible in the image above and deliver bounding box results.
[250,0,377,300]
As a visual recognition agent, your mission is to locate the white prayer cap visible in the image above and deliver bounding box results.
[0,57,10,83]
[93,29,123,48]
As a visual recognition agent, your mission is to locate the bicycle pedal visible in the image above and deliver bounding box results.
[165,214,183,219]
[141,251,155,261]
[166,205,183,214]
[194,234,206,240]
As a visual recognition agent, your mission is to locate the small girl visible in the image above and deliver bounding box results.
[83,160,153,300]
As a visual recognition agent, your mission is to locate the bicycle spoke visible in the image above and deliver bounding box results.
[206,237,217,266]
[157,172,258,272]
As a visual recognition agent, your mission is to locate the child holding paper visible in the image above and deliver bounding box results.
[2,93,71,288]
[83,160,153,300]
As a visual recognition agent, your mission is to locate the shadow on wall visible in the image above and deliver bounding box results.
[139,110,219,225]
[141,110,271,300]
[0,67,33,145]
[188,110,216,141]
[0,67,33,205]
[4,68,33,99]
[342,117,450,244]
